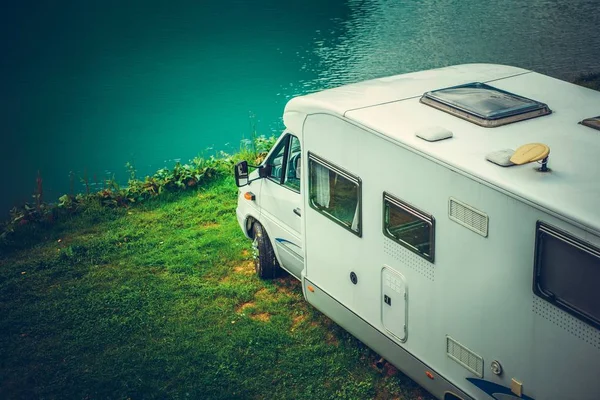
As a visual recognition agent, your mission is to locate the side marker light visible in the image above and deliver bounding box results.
[244,192,255,201]
[425,371,434,380]
[307,285,315,292]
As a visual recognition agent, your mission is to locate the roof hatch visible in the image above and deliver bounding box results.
[420,82,551,127]
[580,116,600,131]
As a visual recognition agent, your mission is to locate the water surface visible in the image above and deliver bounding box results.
[1,0,599,214]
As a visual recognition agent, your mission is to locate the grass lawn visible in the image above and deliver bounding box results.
[0,176,433,400]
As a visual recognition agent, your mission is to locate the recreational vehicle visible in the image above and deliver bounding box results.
[234,64,600,400]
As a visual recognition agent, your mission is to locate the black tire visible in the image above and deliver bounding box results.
[252,223,280,279]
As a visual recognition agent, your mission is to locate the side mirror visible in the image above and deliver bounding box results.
[234,161,249,187]
[259,164,269,178]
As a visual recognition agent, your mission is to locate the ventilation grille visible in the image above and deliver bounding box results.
[533,296,600,350]
[384,238,434,281]
[446,336,484,377]
[448,198,488,237]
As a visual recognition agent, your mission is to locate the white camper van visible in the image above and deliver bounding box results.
[234,64,600,400]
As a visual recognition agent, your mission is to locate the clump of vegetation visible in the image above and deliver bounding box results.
[573,72,600,91]
[0,135,277,250]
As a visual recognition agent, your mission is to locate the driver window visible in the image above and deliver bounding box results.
[267,138,288,182]
[266,134,301,191]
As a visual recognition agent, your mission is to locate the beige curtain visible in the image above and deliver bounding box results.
[314,163,330,207]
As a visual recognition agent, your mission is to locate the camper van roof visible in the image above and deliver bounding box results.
[284,64,600,234]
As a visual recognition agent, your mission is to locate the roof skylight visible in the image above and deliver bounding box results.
[580,116,600,131]
[420,82,551,127]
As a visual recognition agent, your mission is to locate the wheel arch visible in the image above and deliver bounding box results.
[245,215,258,239]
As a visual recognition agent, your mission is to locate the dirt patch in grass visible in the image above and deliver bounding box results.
[201,222,220,229]
[290,314,307,332]
[236,300,271,322]
[384,363,399,377]
[233,261,254,275]
[236,302,255,313]
[325,331,339,346]
[274,276,302,298]
[250,312,271,322]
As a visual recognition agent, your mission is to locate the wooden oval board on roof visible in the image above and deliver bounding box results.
[510,143,550,165]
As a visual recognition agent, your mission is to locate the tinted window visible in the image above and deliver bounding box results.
[383,193,434,262]
[308,153,361,236]
[534,222,600,328]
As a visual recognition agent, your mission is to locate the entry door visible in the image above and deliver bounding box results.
[259,134,303,278]
[381,266,408,342]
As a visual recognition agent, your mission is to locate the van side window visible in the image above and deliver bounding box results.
[308,153,361,237]
[534,222,600,329]
[383,192,435,262]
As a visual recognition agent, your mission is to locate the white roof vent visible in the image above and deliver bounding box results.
[486,143,551,172]
[485,149,515,167]
[415,126,453,142]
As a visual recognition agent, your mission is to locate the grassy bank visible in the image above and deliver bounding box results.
[0,175,432,399]
[573,72,600,91]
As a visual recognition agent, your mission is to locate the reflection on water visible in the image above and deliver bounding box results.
[296,0,600,94]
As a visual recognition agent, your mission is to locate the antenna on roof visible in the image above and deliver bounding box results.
[510,143,550,172]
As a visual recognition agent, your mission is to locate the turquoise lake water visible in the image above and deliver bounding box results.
[2,0,599,215]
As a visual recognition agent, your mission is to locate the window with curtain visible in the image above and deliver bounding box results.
[308,153,361,236]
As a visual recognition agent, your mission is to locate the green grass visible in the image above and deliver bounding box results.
[0,176,433,400]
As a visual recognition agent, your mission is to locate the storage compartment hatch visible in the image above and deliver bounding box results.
[381,266,408,342]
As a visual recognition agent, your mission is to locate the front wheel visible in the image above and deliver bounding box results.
[252,223,281,279]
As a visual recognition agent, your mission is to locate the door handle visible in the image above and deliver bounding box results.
[293,208,301,217]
